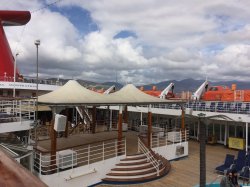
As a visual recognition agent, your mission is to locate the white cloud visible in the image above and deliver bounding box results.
[82,31,148,70]
[1,0,250,84]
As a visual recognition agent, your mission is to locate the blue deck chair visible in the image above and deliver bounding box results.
[236,103,242,113]
[232,150,247,172]
[216,102,224,112]
[224,102,231,113]
[210,102,216,112]
[240,103,247,114]
[215,154,235,173]
[239,166,250,181]
[199,102,205,111]
[245,103,250,114]
[239,153,250,180]
[236,150,246,161]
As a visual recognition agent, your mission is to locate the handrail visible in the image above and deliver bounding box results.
[34,136,125,154]
[0,99,35,123]
[132,101,250,115]
[138,136,160,176]
[33,137,126,175]
[151,128,189,148]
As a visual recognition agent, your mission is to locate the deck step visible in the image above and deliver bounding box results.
[116,160,148,166]
[102,143,171,184]
[119,157,147,163]
[120,155,146,161]
[107,168,156,176]
[110,167,155,174]
[124,153,145,159]
[103,171,157,180]
[111,163,153,171]
[115,162,152,168]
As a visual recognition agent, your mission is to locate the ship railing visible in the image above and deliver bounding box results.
[31,119,119,141]
[33,137,126,175]
[0,99,35,123]
[138,136,160,176]
[140,101,250,115]
[151,127,189,148]
[0,76,64,86]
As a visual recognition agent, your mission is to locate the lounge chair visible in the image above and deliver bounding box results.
[231,150,247,172]
[239,166,250,181]
[215,154,235,173]
[235,150,246,163]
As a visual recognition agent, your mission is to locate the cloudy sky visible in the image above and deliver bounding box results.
[1,0,250,84]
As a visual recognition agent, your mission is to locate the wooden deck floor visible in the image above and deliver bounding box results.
[99,140,239,187]
[37,130,139,154]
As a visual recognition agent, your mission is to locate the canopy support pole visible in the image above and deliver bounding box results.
[50,109,57,173]
[147,104,152,148]
[118,105,123,155]
[124,105,128,124]
[91,106,96,134]
[224,123,228,146]
[64,108,69,138]
[110,109,112,130]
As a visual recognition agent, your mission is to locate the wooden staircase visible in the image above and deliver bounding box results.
[102,137,171,184]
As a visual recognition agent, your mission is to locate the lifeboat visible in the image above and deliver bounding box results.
[142,86,175,99]
[201,84,250,102]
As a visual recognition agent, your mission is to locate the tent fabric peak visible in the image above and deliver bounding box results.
[38,80,182,106]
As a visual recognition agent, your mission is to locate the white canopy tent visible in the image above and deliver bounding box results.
[108,84,181,105]
[38,80,114,105]
[38,80,183,106]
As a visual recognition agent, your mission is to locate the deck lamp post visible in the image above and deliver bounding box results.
[197,113,206,187]
[34,39,40,149]
[34,39,40,127]
[13,52,19,98]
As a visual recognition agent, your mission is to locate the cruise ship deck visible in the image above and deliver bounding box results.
[35,129,239,187]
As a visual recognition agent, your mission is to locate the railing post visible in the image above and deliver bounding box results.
[124,137,126,156]
[115,139,117,157]
[150,133,152,148]
[19,100,21,121]
[185,129,187,142]
[165,126,168,146]
[173,130,175,143]
[157,133,159,148]
[180,129,182,142]
[137,138,140,153]
[72,150,74,169]
[103,141,105,162]
[39,152,42,176]
[88,144,90,166]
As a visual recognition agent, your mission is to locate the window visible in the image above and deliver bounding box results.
[209,87,218,91]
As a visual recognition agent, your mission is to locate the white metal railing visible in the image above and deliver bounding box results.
[148,101,250,115]
[0,76,64,86]
[0,99,35,123]
[33,137,126,175]
[138,137,160,176]
[151,128,189,148]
